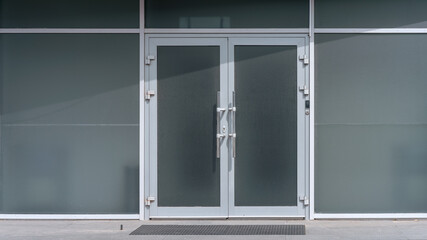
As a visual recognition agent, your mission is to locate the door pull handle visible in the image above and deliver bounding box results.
[229,133,236,158]
[229,91,236,158]
[216,91,226,158]
[216,133,226,158]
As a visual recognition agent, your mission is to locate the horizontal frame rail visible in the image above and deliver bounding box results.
[0,29,140,34]
[145,28,310,34]
[0,214,140,220]
[3,28,427,34]
[315,28,427,34]
[314,213,427,219]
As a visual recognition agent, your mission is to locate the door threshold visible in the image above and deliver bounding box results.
[228,216,305,220]
[150,216,305,220]
[150,216,228,220]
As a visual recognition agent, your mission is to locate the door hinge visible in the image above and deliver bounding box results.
[299,85,310,96]
[145,90,156,100]
[145,55,155,65]
[145,197,156,206]
[299,196,309,206]
[299,55,309,65]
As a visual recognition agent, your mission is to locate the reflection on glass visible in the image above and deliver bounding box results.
[316,0,427,28]
[179,17,231,28]
[145,0,308,28]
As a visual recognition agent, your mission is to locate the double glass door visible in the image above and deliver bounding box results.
[146,36,308,218]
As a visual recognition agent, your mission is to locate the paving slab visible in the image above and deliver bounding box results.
[0,219,426,240]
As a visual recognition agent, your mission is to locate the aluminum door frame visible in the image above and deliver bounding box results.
[145,37,229,218]
[227,37,308,218]
[145,35,309,219]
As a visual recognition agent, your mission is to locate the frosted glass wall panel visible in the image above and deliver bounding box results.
[315,34,427,213]
[0,34,139,213]
[315,0,427,28]
[145,0,308,28]
[0,0,139,28]
[1,127,139,214]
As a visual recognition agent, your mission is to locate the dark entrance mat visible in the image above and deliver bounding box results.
[130,225,305,235]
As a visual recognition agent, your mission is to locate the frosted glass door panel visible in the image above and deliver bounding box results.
[157,46,221,207]
[315,34,427,213]
[234,46,298,206]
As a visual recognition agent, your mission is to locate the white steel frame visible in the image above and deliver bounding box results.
[1,0,427,220]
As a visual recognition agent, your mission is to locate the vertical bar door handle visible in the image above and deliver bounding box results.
[216,91,226,158]
[217,134,225,158]
[229,91,237,158]
[229,133,236,158]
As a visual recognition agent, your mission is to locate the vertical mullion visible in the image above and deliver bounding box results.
[139,0,146,220]
[309,0,315,220]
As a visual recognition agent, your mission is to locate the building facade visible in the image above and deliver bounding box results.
[0,0,426,220]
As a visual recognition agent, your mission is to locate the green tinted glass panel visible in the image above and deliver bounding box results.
[0,0,139,28]
[316,0,427,28]
[157,46,220,207]
[315,34,427,213]
[145,0,308,28]
[234,46,297,206]
[0,34,139,213]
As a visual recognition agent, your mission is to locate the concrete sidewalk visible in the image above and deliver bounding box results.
[0,219,427,240]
